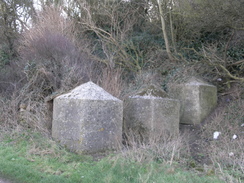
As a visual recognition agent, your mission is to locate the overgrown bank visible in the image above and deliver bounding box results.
[0,0,243,182]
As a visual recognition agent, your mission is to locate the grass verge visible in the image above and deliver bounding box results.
[0,130,223,183]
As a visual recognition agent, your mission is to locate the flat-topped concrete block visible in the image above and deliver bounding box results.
[52,81,123,154]
[124,85,180,143]
[170,78,217,125]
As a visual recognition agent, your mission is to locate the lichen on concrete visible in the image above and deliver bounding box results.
[169,78,217,125]
[59,81,119,100]
[135,84,169,98]
[52,81,123,154]
[124,84,180,143]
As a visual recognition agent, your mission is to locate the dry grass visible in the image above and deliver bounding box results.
[97,66,125,99]
[200,89,244,182]
[0,6,126,133]
[119,129,190,166]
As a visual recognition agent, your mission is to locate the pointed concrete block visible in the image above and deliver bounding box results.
[124,85,180,143]
[52,81,123,154]
[170,78,217,125]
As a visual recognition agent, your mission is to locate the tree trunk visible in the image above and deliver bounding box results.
[157,0,174,61]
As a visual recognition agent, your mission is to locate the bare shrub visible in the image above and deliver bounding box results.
[0,95,19,129]
[0,60,25,96]
[0,5,129,133]
[174,0,244,44]
[71,1,150,72]
[201,44,243,81]
[120,69,169,100]
[2,5,128,132]
[10,6,97,132]
[19,6,92,90]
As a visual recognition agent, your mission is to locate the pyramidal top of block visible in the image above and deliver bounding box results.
[185,77,214,86]
[130,84,169,99]
[57,81,120,101]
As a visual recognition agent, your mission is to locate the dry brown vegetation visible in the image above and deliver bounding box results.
[0,6,125,131]
[201,94,244,182]
[0,1,243,182]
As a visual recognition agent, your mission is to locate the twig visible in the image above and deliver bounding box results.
[227,60,244,66]
[218,64,244,82]
[169,145,175,166]
[224,30,235,67]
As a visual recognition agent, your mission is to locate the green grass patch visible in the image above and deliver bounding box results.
[0,131,223,183]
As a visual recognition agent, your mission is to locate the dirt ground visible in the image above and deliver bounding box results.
[180,86,243,167]
[0,178,12,183]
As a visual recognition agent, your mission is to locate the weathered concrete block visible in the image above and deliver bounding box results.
[52,81,123,154]
[170,78,217,125]
[124,85,180,143]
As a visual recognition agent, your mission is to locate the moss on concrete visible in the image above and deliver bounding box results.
[136,85,168,98]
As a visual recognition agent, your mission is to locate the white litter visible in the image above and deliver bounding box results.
[213,131,221,139]
[241,123,244,127]
[232,134,237,139]
[229,152,234,157]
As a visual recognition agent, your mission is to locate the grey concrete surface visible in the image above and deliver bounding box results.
[52,81,123,154]
[124,84,180,143]
[170,78,217,125]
